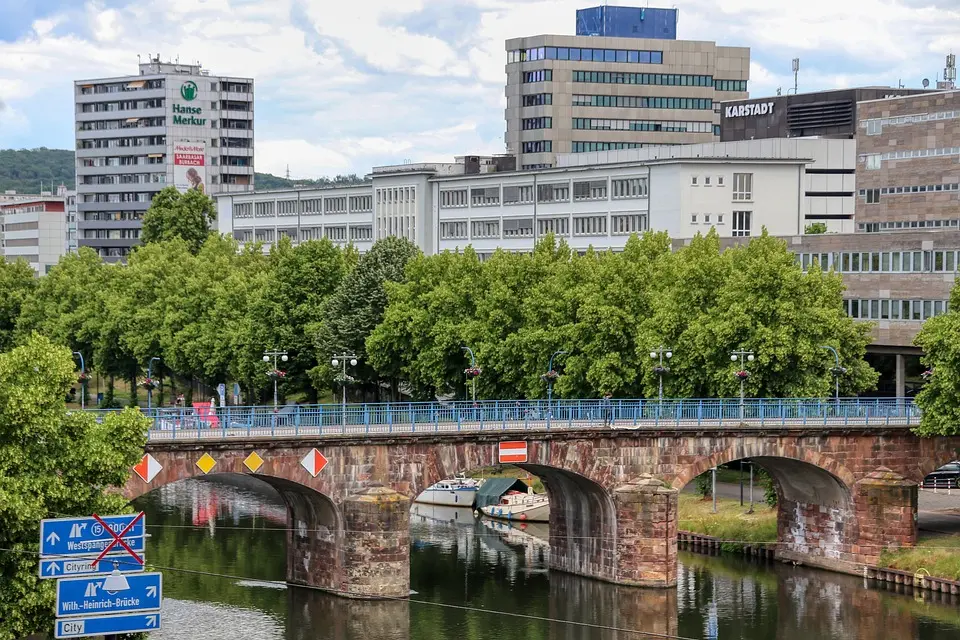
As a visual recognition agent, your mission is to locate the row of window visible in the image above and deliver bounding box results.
[844,299,949,322]
[81,173,166,185]
[571,141,644,153]
[714,79,748,92]
[79,155,165,167]
[522,117,552,130]
[522,141,553,153]
[691,175,725,187]
[573,70,714,87]
[438,177,649,208]
[78,99,164,112]
[572,117,717,134]
[798,250,960,274]
[376,186,417,207]
[78,136,166,149]
[522,70,553,83]
[864,109,960,135]
[82,229,140,239]
[78,80,164,95]
[862,146,960,167]
[859,183,960,200]
[439,214,650,240]
[572,94,715,111]
[508,46,663,65]
[522,94,553,107]
[859,219,960,232]
[78,116,165,129]
[81,192,155,203]
[233,195,373,218]
[82,212,144,222]
[237,225,373,244]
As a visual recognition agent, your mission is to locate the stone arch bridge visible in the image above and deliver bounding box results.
[122,417,960,599]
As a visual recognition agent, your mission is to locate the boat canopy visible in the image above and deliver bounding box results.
[474,478,529,509]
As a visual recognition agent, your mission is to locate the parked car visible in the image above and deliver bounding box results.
[923,461,960,488]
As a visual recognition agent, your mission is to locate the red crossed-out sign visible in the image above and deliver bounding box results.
[91,511,145,568]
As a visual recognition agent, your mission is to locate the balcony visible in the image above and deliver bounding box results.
[75,88,165,104]
[220,164,255,175]
[76,145,167,158]
[77,201,153,213]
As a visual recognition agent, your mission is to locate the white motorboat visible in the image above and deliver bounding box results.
[414,473,482,507]
[480,488,549,523]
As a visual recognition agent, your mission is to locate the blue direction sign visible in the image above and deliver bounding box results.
[40,554,145,580]
[56,572,162,618]
[40,514,145,558]
[55,612,161,638]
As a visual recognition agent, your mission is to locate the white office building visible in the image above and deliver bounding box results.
[215,138,854,257]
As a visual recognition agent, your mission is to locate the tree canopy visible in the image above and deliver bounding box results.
[914,284,960,435]
[0,334,149,639]
[140,186,217,253]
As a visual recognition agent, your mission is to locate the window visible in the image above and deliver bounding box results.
[522,140,552,154]
[301,198,322,214]
[510,47,662,65]
[471,220,500,238]
[277,200,297,216]
[611,177,648,199]
[349,225,373,241]
[440,221,468,239]
[704,177,711,186]
[717,176,725,186]
[522,70,553,83]
[691,214,698,224]
[732,211,752,237]
[866,120,882,135]
[572,71,714,87]
[324,226,347,241]
[471,187,500,207]
[611,214,647,235]
[865,154,881,170]
[299,227,321,242]
[704,214,711,223]
[503,185,534,205]
[502,218,534,237]
[254,201,274,217]
[572,141,643,153]
[691,177,698,186]
[714,79,748,92]
[571,95,714,110]
[522,93,553,107]
[537,183,569,203]
[573,215,607,236]
[865,189,881,204]
[349,195,372,212]
[717,214,724,224]
[732,173,753,201]
[440,189,468,208]
[325,197,347,213]
[522,117,552,130]
[572,117,714,133]
[573,179,607,201]
[538,217,569,236]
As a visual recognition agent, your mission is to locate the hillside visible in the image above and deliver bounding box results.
[0,148,365,193]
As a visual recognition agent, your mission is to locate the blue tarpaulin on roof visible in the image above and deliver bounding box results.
[475,478,529,509]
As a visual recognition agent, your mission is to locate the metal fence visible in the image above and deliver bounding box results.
[83,397,921,441]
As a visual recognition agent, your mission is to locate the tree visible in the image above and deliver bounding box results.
[914,284,960,435]
[315,237,421,398]
[804,222,828,234]
[140,186,216,254]
[0,259,36,352]
[0,334,149,639]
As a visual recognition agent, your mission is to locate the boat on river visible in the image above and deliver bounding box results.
[479,488,549,523]
[414,473,482,507]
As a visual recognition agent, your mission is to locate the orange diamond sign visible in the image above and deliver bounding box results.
[243,452,264,473]
[196,453,217,475]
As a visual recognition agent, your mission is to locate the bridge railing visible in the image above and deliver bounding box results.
[83,397,920,440]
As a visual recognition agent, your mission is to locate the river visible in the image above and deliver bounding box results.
[133,477,960,640]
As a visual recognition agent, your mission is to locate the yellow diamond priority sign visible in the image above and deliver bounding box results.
[196,453,217,475]
[243,452,264,473]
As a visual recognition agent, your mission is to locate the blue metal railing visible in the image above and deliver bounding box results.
[83,397,921,441]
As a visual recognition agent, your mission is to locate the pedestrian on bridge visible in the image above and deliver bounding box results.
[602,393,613,427]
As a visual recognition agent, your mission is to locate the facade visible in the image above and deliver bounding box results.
[505,10,750,170]
[719,87,932,143]
[75,57,254,262]
[0,197,67,274]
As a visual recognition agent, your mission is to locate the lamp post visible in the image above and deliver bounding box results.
[730,349,755,421]
[461,346,477,404]
[146,357,160,411]
[545,350,568,414]
[649,346,673,407]
[73,352,86,410]
[819,345,845,410]
[263,350,289,413]
[331,354,357,428]
[746,460,755,514]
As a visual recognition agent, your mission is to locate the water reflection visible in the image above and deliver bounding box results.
[136,478,960,640]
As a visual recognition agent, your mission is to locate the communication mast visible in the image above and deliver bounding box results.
[938,54,956,90]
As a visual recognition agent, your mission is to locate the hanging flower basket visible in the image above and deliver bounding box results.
[653,365,670,375]
[921,368,934,380]
[140,377,158,391]
[464,366,482,379]
[333,373,356,385]
[266,369,287,381]
[541,369,560,383]
[734,370,750,380]
[77,372,90,383]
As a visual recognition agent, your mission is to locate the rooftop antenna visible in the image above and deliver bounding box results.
[790,58,800,94]
[285,164,291,180]
[923,78,931,89]
[944,53,957,89]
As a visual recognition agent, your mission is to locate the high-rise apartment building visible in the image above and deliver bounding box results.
[74,57,254,261]
[504,5,749,169]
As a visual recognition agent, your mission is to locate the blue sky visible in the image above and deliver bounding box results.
[1,0,959,179]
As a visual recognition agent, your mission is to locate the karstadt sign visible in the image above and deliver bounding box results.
[725,101,775,118]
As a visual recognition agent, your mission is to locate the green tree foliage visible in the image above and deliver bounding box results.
[0,335,149,639]
[0,259,36,352]
[804,222,828,234]
[369,230,877,400]
[914,284,960,435]
[0,148,75,192]
[140,186,217,254]
[315,236,421,398]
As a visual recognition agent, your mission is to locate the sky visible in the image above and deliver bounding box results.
[1,0,959,180]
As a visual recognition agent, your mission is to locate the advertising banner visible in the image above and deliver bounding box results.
[173,141,206,194]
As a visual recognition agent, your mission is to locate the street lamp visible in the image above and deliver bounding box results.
[331,354,357,427]
[146,357,160,411]
[543,350,568,414]
[819,345,846,410]
[73,352,86,410]
[461,346,478,404]
[730,349,755,421]
[263,350,289,413]
[649,346,674,406]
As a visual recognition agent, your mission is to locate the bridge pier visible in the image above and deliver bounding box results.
[851,470,918,564]
[613,476,678,587]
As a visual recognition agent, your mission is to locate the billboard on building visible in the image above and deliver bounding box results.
[173,141,206,194]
